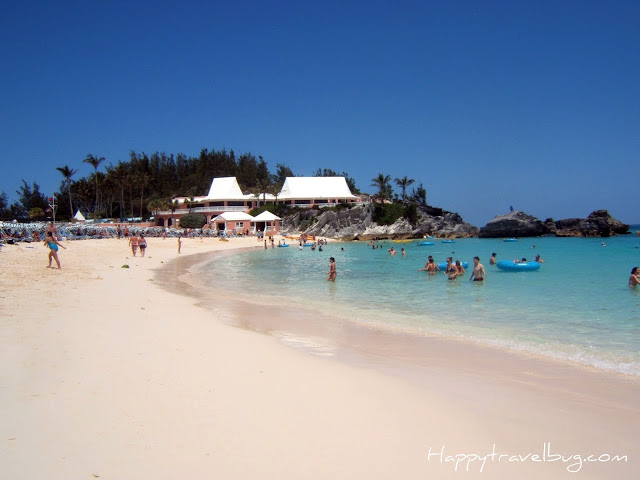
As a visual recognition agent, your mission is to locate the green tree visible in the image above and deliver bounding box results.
[371,173,392,204]
[106,162,130,219]
[0,192,8,220]
[16,180,48,219]
[56,165,79,218]
[29,207,45,220]
[83,154,105,214]
[394,176,415,204]
[410,183,427,205]
[147,197,170,218]
[255,177,272,207]
[273,163,294,189]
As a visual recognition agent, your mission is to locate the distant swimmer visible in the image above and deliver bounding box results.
[490,252,497,265]
[535,254,544,263]
[327,257,337,282]
[401,248,406,256]
[629,267,640,287]
[470,256,486,282]
[388,247,397,255]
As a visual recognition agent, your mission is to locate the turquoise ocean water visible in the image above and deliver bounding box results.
[200,229,640,375]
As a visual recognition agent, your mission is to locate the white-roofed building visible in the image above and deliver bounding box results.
[156,175,365,228]
[211,212,255,235]
[157,177,260,227]
[277,177,357,207]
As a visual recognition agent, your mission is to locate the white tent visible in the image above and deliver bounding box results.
[277,177,356,201]
[73,210,86,222]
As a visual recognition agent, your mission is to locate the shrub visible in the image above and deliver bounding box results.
[179,214,207,229]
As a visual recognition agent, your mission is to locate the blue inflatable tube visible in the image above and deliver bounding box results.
[438,261,469,270]
[504,238,518,242]
[277,244,289,248]
[441,240,456,243]
[419,241,434,246]
[496,260,540,272]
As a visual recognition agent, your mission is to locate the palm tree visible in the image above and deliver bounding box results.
[106,162,130,219]
[147,197,169,217]
[135,172,151,217]
[394,176,415,204]
[83,154,105,214]
[256,177,271,207]
[371,173,391,204]
[56,165,79,217]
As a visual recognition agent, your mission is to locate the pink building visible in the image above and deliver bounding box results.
[156,176,362,230]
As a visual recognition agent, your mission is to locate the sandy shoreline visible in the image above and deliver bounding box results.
[1,236,639,479]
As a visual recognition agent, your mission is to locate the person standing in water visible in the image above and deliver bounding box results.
[470,256,486,282]
[44,231,66,269]
[629,267,640,287]
[327,257,337,282]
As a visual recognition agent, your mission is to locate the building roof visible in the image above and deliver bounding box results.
[277,177,356,200]
[211,212,255,222]
[206,177,252,201]
[253,211,282,221]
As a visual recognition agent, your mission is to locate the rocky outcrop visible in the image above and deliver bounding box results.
[554,210,629,237]
[282,205,375,239]
[479,211,550,238]
[280,204,478,240]
[479,209,629,238]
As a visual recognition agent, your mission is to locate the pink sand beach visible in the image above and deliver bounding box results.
[1,236,638,479]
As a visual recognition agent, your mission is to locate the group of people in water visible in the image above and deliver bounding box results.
[418,255,486,281]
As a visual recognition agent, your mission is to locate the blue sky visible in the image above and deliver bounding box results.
[1,0,638,226]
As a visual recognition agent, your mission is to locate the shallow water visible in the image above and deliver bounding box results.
[198,231,640,375]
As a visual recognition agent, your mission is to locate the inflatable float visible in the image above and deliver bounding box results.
[438,261,469,270]
[504,238,518,242]
[441,240,456,243]
[419,241,434,246]
[277,244,289,248]
[496,260,540,272]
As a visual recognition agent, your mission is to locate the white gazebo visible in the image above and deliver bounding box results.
[253,211,281,235]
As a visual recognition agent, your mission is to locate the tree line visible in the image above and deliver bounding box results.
[0,147,427,222]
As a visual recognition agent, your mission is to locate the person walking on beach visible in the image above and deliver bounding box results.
[629,267,640,287]
[327,257,337,282]
[44,231,66,269]
[177,234,182,253]
[139,233,147,257]
[129,233,139,256]
[470,256,486,282]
